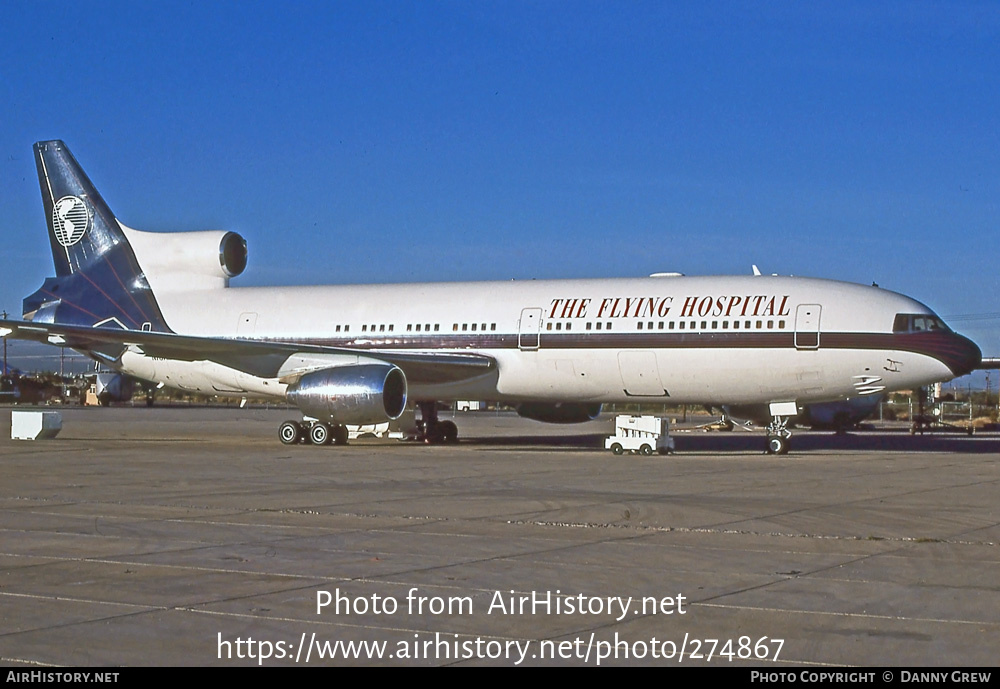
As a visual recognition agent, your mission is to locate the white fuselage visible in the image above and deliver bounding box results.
[118,273,959,407]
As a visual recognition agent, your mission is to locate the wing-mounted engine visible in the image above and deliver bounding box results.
[516,402,602,424]
[286,364,407,425]
[120,226,247,291]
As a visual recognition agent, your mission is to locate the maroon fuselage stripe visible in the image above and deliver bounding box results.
[247,329,978,376]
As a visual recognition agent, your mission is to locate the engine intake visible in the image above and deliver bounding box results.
[219,231,248,277]
[286,364,407,425]
[516,402,603,424]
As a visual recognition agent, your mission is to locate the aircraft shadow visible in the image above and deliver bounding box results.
[460,431,1000,454]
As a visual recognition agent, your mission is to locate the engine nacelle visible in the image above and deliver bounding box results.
[286,364,407,425]
[516,402,603,424]
[94,372,136,405]
[120,226,248,291]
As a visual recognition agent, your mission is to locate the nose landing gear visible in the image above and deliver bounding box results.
[765,404,795,454]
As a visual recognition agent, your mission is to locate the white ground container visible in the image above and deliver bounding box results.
[11,410,62,440]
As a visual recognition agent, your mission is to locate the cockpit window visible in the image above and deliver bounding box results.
[893,313,950,333]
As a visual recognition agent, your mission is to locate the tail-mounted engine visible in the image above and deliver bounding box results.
[120,227,248,292]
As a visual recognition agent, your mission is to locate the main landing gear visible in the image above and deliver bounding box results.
[765,415,792,455]
[278,419,349,446]
[410,401,458,444]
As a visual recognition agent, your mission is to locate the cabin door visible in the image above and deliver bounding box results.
[518,308,542,350]
[794,304,821,349]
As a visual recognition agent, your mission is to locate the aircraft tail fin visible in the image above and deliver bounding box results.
[24,141,170,332]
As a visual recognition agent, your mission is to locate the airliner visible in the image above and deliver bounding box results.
[0,141,982,453]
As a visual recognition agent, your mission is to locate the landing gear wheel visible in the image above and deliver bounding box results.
[765,413,793,455]
[414,401,460,445]
[439,420,458,443]
[767,435,789,455]
[279,420,303,445]
[309,422,332,445]
[332,425,349,445]
[611,443,624,455]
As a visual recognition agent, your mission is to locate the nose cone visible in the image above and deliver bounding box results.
[939,332,982,377]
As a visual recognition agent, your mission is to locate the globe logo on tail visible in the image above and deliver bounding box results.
[52,196,90,247]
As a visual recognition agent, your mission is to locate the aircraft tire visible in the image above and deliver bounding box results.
[309,422,332,445]
[279,420,302,445]
[440,420,458,443]
[767,435,789,455]
[332,425,349,445]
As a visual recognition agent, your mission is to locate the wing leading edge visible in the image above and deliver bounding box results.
[0,319,496,385]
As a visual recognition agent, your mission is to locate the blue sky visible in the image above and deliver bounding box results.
[1,1,998,383]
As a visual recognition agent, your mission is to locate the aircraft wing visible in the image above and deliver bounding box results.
[978,358,1000,370]
[0,319,495,385]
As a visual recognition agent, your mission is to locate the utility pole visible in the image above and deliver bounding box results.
[2,310,7,376]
